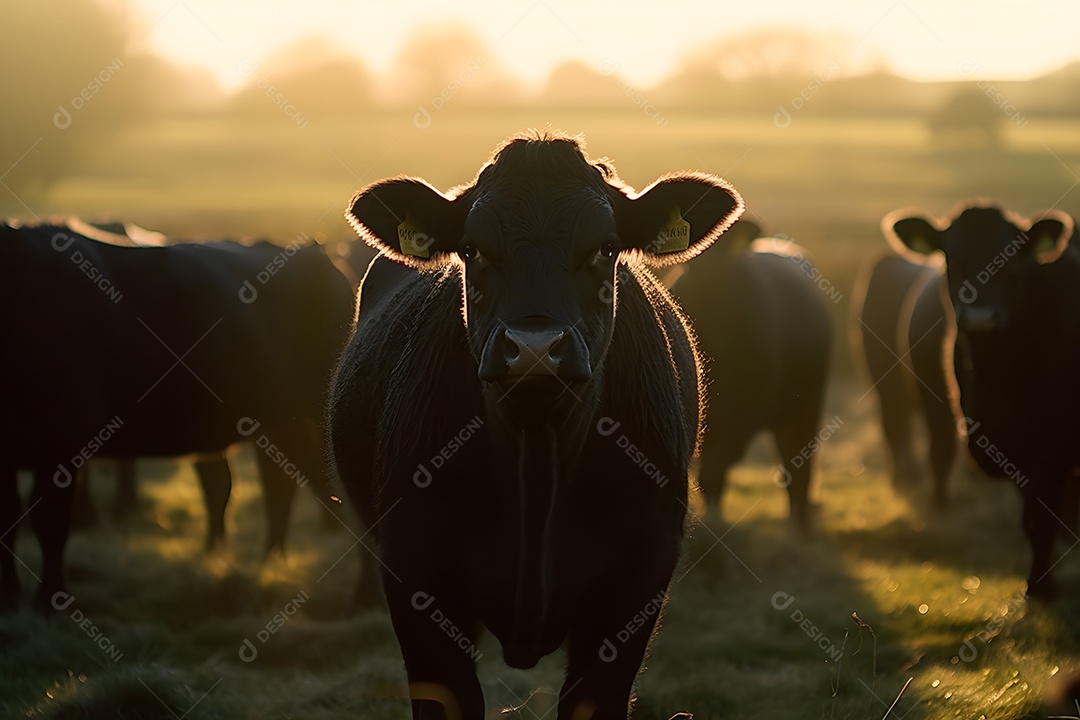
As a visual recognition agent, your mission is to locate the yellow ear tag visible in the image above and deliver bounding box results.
[654,207,691,254]
[397,217,431,258]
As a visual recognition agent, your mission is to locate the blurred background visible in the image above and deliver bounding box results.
[8,2,1080,718]
[9,0,1080,368]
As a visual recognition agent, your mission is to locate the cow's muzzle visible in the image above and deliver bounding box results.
[479,317,592,383]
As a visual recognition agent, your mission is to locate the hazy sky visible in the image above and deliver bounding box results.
[129,0,1080,90]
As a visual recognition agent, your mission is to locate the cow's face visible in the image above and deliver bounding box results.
[346,135,742,399]
[886,205,1072,339]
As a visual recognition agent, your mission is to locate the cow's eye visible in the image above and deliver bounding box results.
[460,244,479,261]
[600,242,616,259]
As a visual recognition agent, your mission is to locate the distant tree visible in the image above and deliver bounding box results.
[0,0,197,208]
[677,26,850,81]
[229,37,375,122]
[382,24,519,107]
[659,26,850,111]
[928,88,1003,148]
[539,61,627,108]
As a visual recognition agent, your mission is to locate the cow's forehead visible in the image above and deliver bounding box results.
[951,207,1018,236]
[947,208,1024,253]
[467,184,614,239]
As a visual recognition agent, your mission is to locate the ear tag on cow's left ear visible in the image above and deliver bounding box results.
[653,207,691,254]
[398,216,431,258]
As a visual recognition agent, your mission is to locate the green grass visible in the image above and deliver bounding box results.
[5,110,1080,717]
[4,384,1079,719]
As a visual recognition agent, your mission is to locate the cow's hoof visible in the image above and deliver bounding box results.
[33,585,68,614]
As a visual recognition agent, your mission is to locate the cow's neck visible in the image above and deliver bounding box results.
[483,379,600,653]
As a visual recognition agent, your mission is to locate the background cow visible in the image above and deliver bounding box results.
[1,223,354,609]
[886,203,1078,598]
[851,250,958,506]
[669,220,831,533]
[330,130,743,718]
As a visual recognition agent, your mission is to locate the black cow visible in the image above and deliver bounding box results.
[329,130,743,718]
[887,202,1078,598]
[852,250,957,506]
[670,220,832,533]
[1,224,354,609]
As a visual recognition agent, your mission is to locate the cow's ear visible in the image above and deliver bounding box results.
[883,211,944,258]
[722,219,761,256]
[346,177,466,268]
[1026,210,1074,263]
[616,172,743,267]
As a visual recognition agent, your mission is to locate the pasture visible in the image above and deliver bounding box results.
[4,384,1079,719]
[5,110,1080,718]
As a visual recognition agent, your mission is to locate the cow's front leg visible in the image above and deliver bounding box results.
[1023,477,1065,600]
[1,470,21,610]
[560,566,676,719]
[383,574,485,720]
[31,466,75,610]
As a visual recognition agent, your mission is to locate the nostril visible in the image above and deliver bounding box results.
[498,330,522,363]
[503,328,567,376]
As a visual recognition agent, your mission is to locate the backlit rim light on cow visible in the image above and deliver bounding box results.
[344,135,744,270]
[881,200,1075,265]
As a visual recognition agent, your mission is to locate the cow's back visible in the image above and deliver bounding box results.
[674,247,830,432]
[4,225,352,461]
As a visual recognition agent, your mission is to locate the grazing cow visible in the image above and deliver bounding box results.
[1,223,354,609]
[329,130,743,718]
[851,251,958,506]
[59,220,226,528]
[669,220,832,533]
[886,202,1078,598]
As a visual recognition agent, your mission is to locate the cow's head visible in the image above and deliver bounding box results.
[346,131,742,400]
[885,203,1073,338]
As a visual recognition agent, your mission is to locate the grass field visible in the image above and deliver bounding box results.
[4,378,1080,719]
[4,110,1080,718]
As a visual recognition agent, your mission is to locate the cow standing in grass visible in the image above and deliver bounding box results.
[852,251,957,506]
[670,220,831,533]
[329,130,743,719]
[1,224,354,610]
[887,203,1078,598]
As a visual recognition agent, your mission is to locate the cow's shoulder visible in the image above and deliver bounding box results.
[604,263,699,466]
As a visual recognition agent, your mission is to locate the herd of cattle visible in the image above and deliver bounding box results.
[3,130,1078,717]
